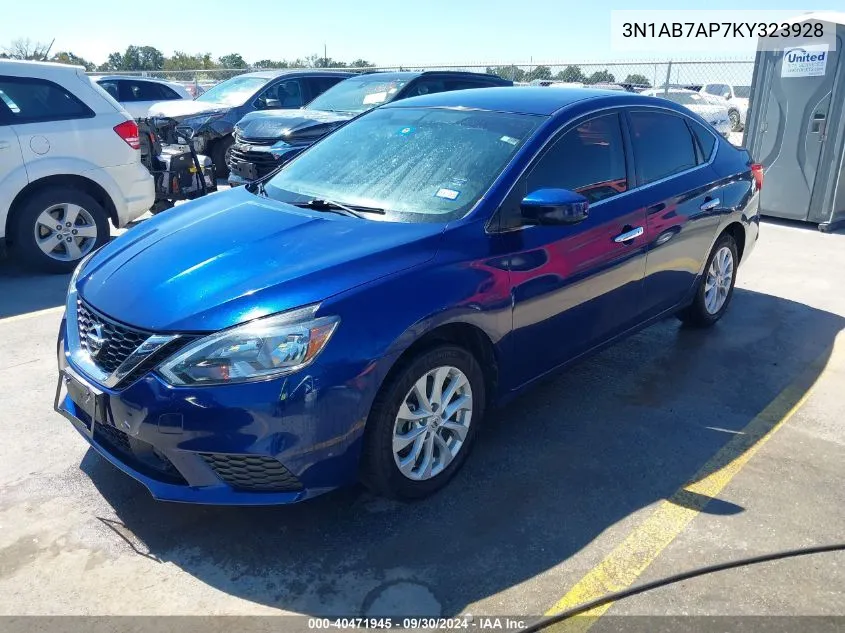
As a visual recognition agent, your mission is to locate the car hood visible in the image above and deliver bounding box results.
[235,109,353,143]
[148,99,230,119]
[77,187,445,332]
[687,103,728,119]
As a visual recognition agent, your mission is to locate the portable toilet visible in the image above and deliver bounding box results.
[744,12,845,232]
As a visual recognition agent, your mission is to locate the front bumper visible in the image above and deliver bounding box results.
[56,317,370,505]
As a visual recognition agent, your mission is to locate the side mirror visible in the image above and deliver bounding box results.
[263,98,282,109]
[722,92,731,100]
[520,188,589,225]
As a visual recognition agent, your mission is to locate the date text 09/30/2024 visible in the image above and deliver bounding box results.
[307,617,529,630]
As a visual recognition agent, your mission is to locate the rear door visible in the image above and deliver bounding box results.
[0,99,27,228]
[628,109,723,316]
[502,111,648,386]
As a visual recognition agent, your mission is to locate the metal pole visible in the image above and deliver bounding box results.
[653,63,658,90]
[664,61,672,94]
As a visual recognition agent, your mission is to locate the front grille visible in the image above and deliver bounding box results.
[77,301,150,374]
[94,423,186,484]
[199,454,303,492]
[228,144,282,178]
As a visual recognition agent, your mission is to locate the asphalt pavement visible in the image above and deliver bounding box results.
[0,214,843,626]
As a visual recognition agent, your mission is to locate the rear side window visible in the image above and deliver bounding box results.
[308,76,345,97]
[628,111,697,185]
[527,113,628,203]
[0,77,94,124]
[687,118,717,162]
[119,80,180,102]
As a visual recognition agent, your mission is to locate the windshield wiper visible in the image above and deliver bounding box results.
[293,198,385,219]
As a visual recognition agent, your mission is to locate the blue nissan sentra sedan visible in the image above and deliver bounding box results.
[56,87,761,505]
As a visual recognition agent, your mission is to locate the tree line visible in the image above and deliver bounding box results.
[486,64,651,87]
[1,38,375,72]
[2,38,651,87]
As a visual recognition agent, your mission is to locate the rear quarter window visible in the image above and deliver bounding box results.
[686,118,717,162]
[0,76,94,124]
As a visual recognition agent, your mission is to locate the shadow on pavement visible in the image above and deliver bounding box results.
[0,257,71,319]
[81,288,843,617]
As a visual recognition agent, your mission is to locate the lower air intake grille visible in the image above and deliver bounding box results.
[199,454,303,492]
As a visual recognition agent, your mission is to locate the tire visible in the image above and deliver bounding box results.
[210,136,233,180]
[677,233,739,328]
[11,187,110,274]
[728,109,742,132]
[361,345,486,500]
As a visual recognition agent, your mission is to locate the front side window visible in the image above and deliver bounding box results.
[527,113,628,203]
[256,79,303,109]
[196,75,269,106]
[0,77,93,123]
[734,85,751,98]
[629,111,697,184]
[266,106,542,222]
[307,76,410,113]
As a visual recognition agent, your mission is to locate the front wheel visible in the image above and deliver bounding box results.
[729,109,742,132]
[677,233,738,328]
[210,136,233,180]
[361,345,486,500]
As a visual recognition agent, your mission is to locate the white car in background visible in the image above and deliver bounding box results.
[641,88,731,137]
[699,82,750,132]
[0,60,154,272]
[94,76,191,119]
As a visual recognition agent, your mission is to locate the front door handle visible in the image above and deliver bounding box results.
[700,197,721,211]
[614,226,644,244]
[0,141,10,150]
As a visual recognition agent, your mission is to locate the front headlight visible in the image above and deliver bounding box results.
[158,305,339,386]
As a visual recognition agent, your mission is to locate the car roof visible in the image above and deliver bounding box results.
[0,59,82,73]
[384,86,660,116]
[94,75,179,85]
[243,69,354,79]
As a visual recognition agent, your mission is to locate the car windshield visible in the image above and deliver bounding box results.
[196,76,269,106]
[734,85,751,98]
[265,106,542,222]
[307,76,410,113]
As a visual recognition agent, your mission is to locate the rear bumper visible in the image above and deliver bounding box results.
[100,162,155,227]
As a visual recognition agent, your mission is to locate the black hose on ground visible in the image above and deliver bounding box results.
[520,543,845,632]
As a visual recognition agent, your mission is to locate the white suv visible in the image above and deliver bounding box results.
[699,82,751,132]
[0,60,154,272]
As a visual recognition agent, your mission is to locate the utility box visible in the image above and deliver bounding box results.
[744,13,845,232]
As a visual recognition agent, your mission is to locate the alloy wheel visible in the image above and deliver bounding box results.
[704,246,734,315]
[33,203,99,262]
[392,365,473,481]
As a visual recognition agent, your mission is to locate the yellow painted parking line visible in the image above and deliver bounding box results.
[545,337,842,632]
[0,305,65,324]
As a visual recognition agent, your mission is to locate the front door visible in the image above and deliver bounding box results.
[749,35,843,221]
[502,112,648,388]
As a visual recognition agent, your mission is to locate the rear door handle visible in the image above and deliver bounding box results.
[700,197,721,211]
[614,226,644,244]
[0,141,10,150]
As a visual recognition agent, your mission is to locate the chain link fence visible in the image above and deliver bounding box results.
[88,58,755,96]
[90,59,754,101]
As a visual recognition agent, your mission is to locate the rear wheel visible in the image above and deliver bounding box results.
[677,233,738,328]
[12,187,110,273]
[361,345,486,500]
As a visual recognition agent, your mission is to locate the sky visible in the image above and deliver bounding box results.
[0,0,834,66]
